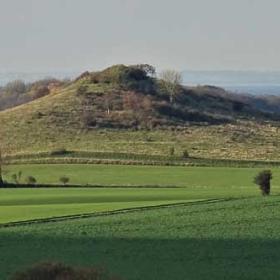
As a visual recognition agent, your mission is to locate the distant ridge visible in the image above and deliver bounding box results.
[0,72,77,86]
[182,70,280,95]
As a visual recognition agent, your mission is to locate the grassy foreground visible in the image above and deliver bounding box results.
[0,184,266,224]
[5,164,280,187]
[0,188,204,224]
[2,164,280,223]
[1,196,280,279]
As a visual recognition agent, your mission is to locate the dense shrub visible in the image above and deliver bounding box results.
[59,176,70,185]
[254,170,272,196]
[10,262,121,280]
[25,176,37,185]
[50,148,71,156]
[31,86,50,99]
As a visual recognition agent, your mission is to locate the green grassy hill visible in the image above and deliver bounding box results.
[1,64,280,162]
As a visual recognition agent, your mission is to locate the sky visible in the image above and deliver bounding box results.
[0,0,280,72]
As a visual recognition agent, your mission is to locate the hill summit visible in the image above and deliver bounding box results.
[1,64,280,131]
[71,64,280,128]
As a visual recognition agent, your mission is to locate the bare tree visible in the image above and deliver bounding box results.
[5,80,26,95]
[104,91,115,115]
[160,70,183,103]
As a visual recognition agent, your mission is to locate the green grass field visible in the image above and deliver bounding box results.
[1,196,280,279]
[2,164,280,224]
[1,164,280,279]
[0,188,206,224]
[5,164,280,187]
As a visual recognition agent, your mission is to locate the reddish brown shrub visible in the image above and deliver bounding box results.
[10,262,121,280]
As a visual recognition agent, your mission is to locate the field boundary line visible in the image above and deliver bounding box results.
[0,183,184,189]
[0,198,235,228]
[6,151,280,168]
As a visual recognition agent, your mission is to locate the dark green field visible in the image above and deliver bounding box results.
[1,196,280,279]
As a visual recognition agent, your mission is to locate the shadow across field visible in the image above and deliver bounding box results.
[1,233,280,280]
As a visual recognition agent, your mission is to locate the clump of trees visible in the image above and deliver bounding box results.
[11,262,121,280]
[0,78,64,111]
[254,170,272,196]
[5,80,26,95]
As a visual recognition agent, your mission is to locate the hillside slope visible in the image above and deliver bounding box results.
[1,65,280,161]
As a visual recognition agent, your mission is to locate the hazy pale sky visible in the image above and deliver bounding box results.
[0,0,280,72]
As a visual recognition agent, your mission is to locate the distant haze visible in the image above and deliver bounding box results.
[182,71,280,95]
[0,0,280,72]
[0,72,77,87]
